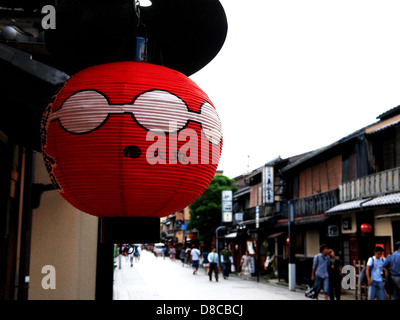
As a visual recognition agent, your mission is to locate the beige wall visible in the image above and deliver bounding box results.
[374,213,400,250]
[306,229,320,257]
[29,152,98,300]
[176,230,183,243]
[374,213,392,237]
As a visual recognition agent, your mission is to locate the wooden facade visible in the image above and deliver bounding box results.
[298,155,342,198]
[340,166,400,202]
[232,106,400,286]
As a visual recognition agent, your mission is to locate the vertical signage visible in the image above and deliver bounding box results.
[263,166,274,204]
[222,190,233,223]
[256,205,259,229]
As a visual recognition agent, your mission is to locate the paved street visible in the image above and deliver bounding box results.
[113,250,310,300]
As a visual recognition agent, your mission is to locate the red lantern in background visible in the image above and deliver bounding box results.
[361,223,372,234]
[41,61,223,218]
[189,233,196,240]
[286,237,290,244]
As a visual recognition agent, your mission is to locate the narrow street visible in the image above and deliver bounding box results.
[113,250,309,300]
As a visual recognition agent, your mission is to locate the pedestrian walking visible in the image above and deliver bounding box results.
[208,248,219,282]
[202,251,210,275]
[163,247,168,260]
[311,244,330,300]
[366,246,386,300]
[328,249,342,300]
[123,244,129,262]
[180,247,186,267]
[134,246,140,262]
[221,245,232,279]
[185,247,192,267]
[127,245,134,267]
[191,245,201,275]
[383,241,400,300]
[240,250,251,280]
[169,247,176,261]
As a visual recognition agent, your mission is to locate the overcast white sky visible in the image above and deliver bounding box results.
[190,0,400,179]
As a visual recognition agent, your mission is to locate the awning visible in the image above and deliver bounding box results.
[274,214,328,227]
[295,214,328,225]
[233,186,250,199]
[362,192,400,208]
[225,232,237,239]
[237,215,275,226]
[326,192,400,215]
[325,199,371,215]
[267,232,284,238]
[376,213,400,219]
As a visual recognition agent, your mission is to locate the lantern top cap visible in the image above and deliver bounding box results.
[44,0,228,76]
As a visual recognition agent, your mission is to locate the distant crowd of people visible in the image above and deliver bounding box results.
[157,244,256,283]
[179,245,232,281]
[119,240,400,300]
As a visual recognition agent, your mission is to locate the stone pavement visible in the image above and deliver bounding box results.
[112,250,355,300]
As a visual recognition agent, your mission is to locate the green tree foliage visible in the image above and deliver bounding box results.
[188,175,238,245]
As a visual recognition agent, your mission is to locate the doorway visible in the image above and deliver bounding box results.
[374,236,392,258]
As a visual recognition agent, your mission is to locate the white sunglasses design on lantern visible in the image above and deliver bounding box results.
[49,89,223,146]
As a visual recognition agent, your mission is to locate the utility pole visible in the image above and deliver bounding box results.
[256,206,260,283]
[288,201,296,291]
[215,226,226,265]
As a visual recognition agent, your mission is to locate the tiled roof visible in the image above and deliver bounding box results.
[361,192,400,208]
[325,199,370,214]
[366,117,400,135]
[274,213,327,226]
[282,128,366,173]
[377,105,400,120]
[326,192,400,214]
[233,186,250,198]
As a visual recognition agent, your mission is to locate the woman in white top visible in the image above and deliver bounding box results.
[240,251,251,280]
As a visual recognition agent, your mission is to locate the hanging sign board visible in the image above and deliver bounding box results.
[222,190,233,223]
[256,206,259,229]
[263,166,274,204]
[247,240,255,255]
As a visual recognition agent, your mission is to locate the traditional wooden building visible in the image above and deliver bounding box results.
[160,207,190,245]
[326,106,400,263]
[230,155,307,278]
[232,106,400,285]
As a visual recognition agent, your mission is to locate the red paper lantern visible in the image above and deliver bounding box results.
[286,237,290,244]
[41,61,222,217]
[361,223,372,233]
[189,233,196,240]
